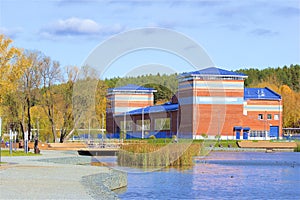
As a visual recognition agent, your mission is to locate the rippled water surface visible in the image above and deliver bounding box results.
[118,152,300,200]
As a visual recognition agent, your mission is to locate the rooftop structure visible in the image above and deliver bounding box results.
[107,84,156,94]
[244,87,281,100]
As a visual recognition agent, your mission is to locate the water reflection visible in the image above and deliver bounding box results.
[118,152,300,200]
[92,156,194,173]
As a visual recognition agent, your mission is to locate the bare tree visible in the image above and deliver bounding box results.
[66,65,100,142]
[39,56,61,143]
[19,51,41,141]
[59,66,79,142]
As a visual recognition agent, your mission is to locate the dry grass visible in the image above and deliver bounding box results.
[117,142,201,167]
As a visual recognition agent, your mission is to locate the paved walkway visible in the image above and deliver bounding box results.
[0,150,125,199]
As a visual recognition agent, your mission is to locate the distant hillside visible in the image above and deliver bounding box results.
[105,64,300,101]
[236,64,300,92]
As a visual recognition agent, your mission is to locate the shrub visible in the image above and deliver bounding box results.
[149,135,156,140]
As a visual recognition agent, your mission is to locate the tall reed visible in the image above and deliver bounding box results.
[117,142,201,167]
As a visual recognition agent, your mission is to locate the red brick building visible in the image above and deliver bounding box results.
[106,67,282,140]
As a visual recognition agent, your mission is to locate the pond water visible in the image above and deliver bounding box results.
[117,152,300,200]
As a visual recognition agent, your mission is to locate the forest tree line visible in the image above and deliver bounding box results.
[0,34,299,143]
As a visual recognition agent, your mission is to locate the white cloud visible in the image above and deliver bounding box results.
[49,17,101,35]
[0,27,23,39]
[40,17,125,38]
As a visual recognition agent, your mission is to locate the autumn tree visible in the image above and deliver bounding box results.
[253,81,280,94]
[280,85,300,128]
[0,34,25,103]
[39,56,61,142]
[59,66,79,142]
[70,65,100,141]
[95,80,107,131]
[0,35,34,140]
[19,51,42,140]
[1,90,24,139]
[30,105,52,142]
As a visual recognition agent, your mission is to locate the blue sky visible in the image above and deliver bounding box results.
[0,0,299,78]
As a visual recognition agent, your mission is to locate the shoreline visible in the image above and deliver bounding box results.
[208,147,295,152]
[0,150,127,200]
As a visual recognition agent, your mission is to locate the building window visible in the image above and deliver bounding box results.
[258,114,263,120]
[267,114,272,120]
[250,130,267,138]
[120,121,133,131]
[136,120,150,131]
[274,114,279,120]
[155,118,170,130]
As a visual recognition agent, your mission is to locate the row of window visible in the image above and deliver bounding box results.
[258,114,279,120]
[249,130,268,138]
[120,118,171,131]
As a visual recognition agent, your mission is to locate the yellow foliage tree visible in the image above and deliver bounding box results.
[30,105,52,142]
[0,34,27,104]
[280,85,300,127]
[95,80,107,130]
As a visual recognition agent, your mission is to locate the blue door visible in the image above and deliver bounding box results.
[236,131,240,139]
[269,126,279,138]
[243,131,248,140]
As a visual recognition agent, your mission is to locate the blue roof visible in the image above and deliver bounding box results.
[244,87,281,100]
[233,126,242,130]
[180,67,247,77]
[119,102,178,116]
[243,127,250,131]
[108,84,156,92]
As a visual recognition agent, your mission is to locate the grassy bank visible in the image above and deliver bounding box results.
[0,150,39,156]
[193,139,239,148]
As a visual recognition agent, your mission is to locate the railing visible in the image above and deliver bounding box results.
[87,141,121,149]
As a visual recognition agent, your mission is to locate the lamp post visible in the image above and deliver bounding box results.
[24,130,28,154]
[37,117,39,140]
[9,123,15,155]
[34,117,39,154]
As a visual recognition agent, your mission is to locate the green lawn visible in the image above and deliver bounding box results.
[189,139,239,148]
[0,150,40,156]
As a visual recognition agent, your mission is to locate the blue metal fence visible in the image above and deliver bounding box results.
[124,132,175,139]
[106,133,120,139]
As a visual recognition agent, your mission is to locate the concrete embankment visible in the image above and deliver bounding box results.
[237,140,297,151]
[0,150,127,200]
